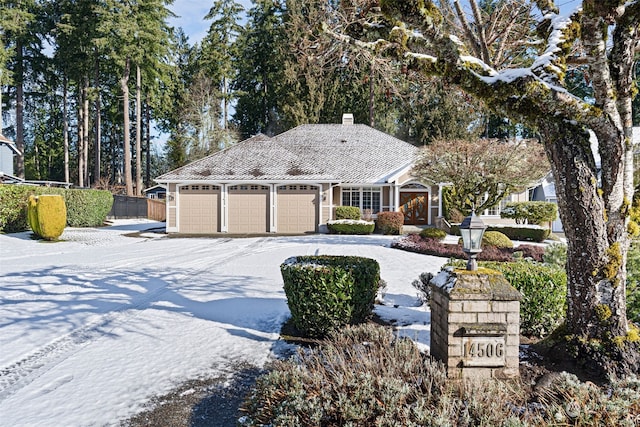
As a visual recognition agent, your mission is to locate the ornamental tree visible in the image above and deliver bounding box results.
[412,137,548,215]
[331,0,640,377]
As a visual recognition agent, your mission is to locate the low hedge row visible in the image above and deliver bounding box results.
[450,224,550,242]
[281,255,381,338]
[326,220,375,235]
[0,185,113,233]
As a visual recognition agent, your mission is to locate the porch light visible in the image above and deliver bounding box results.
[460,211,486,271]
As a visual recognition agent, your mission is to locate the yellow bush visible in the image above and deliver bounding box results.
[27,195,41,237]
[28,195,66,240]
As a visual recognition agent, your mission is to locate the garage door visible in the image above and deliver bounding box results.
[179,185,220,233]
[228,185,269,233]
[277,185,317,233]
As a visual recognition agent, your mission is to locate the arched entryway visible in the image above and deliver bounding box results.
[399,183,430,225]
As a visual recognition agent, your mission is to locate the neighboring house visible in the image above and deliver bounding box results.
[529,126,640,233]
[155,115,438,234]
[0,134,21,182]
[143,184,167,200]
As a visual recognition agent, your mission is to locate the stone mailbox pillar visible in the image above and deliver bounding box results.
[429,267,522,380]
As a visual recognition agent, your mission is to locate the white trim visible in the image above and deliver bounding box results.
[270,184,277,232]
[221,184,229,232]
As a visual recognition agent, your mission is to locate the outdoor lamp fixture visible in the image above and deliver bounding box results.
[460,211,486,271]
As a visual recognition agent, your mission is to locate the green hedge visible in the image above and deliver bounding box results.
[501,201,558,225]
[335,206,361,220]
[0,185,113,233]
[449,260,566,337]
[450,224,550,242]
[281,255,381,338]
[482,231,513,249]
[326,220,375,235]
[419,227,447,240]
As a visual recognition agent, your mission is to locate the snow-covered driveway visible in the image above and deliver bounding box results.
[0,220,446,426]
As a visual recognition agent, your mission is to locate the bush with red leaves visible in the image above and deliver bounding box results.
[391,234,544,263]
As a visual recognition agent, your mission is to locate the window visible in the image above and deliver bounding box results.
[342,187,381,213]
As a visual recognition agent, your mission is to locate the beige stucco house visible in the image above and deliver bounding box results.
[155,117,439,234]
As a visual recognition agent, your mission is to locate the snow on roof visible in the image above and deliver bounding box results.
[156,124,418,184]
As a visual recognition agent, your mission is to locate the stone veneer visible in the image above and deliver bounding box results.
[430,267,522,380]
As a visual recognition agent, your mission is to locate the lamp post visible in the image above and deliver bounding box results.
[460,211,486,271]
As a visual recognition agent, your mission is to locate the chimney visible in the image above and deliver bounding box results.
[342,113,354,125]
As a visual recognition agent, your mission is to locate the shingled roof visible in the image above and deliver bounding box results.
[156,124,418,184]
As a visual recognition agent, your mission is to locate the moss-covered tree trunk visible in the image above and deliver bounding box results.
[541,124,629,337]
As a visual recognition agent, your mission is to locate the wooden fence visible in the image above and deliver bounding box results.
[147,198,166,221]
[108,195,166,222]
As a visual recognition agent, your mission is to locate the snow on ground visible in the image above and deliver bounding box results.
[0,220,447,426]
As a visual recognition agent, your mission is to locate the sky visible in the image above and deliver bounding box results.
[168,0,253,45]
[0,219,449,425]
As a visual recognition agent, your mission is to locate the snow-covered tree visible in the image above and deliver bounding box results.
[331,0,640,377]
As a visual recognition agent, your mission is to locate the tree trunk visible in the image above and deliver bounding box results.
[540,122,636,377]
[63,77,70,184]
[94,49,101,184]
[78,87,85,187]
[15,39,25,178]
[121,58,133,196]
[83,76,90,186]
[135,64,142,195]
[145,95,151,187]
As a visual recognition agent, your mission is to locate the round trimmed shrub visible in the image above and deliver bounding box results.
[335,206,361,220]
[419,227,447,241]
[281,255,381,338]
[482,231,513,249]
[376,211,404,235]
[28,194,67,240]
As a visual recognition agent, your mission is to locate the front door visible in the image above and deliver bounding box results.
[400,192,429,225]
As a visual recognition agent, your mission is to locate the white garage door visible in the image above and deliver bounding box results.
[228,185,269,233]
[179,185,220,233]
[277,185,317,233]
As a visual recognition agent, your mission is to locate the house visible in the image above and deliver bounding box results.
[155,115,438,234]
[0,134,21,182]
[142,184,167,200]
[529,126,640,233]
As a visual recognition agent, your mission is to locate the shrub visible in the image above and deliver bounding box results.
[513,244,545,262]
[63,189,113,227]
[376,211,404,235]
[449,259,567,337]
[419,227,447,241]
[412,272,433,304]
[482,231,513,249]
[335,206,361,220]
[0,185,113,232]
[241,324,639,426]
[500,201,558,225]
[626,241,640,324]
[326,219,375,235]
[28,195,67,240]
[543,243,568,267]
[281,255,380,337]
[391,234,542,262]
